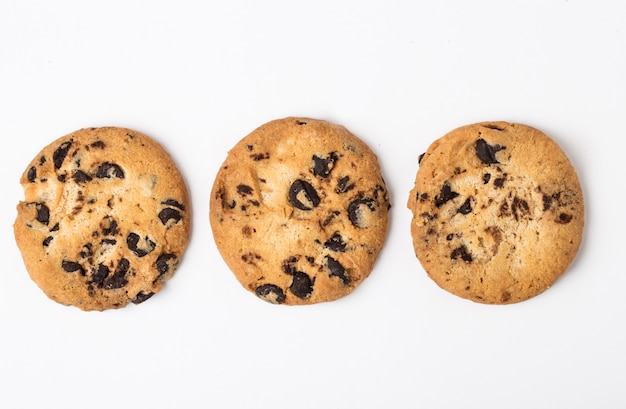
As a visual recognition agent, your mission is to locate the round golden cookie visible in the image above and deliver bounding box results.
[407,122,584,304]
[14,127,190,311]
[210,117,390,305]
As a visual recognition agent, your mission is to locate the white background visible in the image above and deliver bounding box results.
[1,1,625,408]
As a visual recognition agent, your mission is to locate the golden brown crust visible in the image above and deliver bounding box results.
[14,127,190,311]
[407,122,584,304]
[210,117,390,305]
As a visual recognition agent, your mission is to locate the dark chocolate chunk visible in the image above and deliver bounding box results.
[511,197,530,220]
[80,243,93,259]
[451,245,473,262]
[53,141,72,169]
[35,203,50,225]
[126,233,156,257]
[483,173,491,184]
[161,199,185,210]
[95,162,124,179]
[457,198,473,215]
[289,271,313,298]
[61,260,84,274]
[57,174,66,182]
[418,153,425,165]
[158,208,182,225]
[132,292,154,304]
[542,194,552,211]
[101,217,119,236]
[476,138,505,165]
[43,236,53,246]
[255,284,286,304]
[237,184,253,196]
[72,170,93,183]
[336,176,355,194]
[250,153,269,161]
[323,232,348,252]
[156,253,177,279]
[312,152,338,178]
[288,179,320,210]
[557,213,573,224]
[348,197,375,228]
[494,178,505,188]
[434,183,459,207]
[50,222,60,232]
[90,141,106,149]
[27,166,37,182]
[104,258,130,289]
[91,263,110,287]
[297,120,308,125]
[326,256,350,285]
[446,234,454,241]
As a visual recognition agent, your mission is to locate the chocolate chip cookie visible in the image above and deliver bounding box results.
[14,127,190,311]
[210,117,390,305]
[407,122,584,304]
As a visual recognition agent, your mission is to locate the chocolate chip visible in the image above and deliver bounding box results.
[104,258,130,289]
[336,176,355,194]
[296,120,308,125]
[255,284,286,304]
[101,217,119,236]
[511,197,530,220]
[50,222,59,232]
[483,173,491,184]
[312,152,338,178]
[61,260,84,274]
[348,197,375,228]
[43,236,53,246]
[237,184,253,196]
[57,174,66,182]
[446,234,454,240]
[418,153,425,165]
[434,183,459,207]
[156,253,177,279]
[161,199,185,210]
[451,245,473,262]
[457,198,473,215]
[323,232,348,252]
[494,178,505,188]
[132,292,154,304]
[158,208,182,225]
[90,141,106,149]
[542,194,552,211]
[557,213,573,224]
[34,203,50,225]
[80,243,93,259]
[289,271,313,298]
[95,162,124,179]
[326,256,350,285]
[53,141,72,169]
[288,179,320,210]
[27,166,36,182]
[250,153,269,161]
[72,170,92,183]
[91,263,110,287]
[126,233,156,257]
[476,138,505,165]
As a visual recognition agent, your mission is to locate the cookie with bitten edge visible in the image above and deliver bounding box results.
[14,127,190,311]
[210,117,390,305]
[407,121,584,304]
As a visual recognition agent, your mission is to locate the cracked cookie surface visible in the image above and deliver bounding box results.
[210,117,390,305]
[407,122,584,304]
[14,127,190,311]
